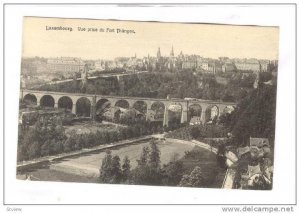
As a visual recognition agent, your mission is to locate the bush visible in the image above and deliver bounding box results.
[28,141,41,159]
[179,166,205,187]
[63,138,74,152]
[166,124,227,143]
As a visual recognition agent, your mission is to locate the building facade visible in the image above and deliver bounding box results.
[47,57,85,73]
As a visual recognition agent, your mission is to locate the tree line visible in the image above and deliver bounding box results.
[99,141,222,187]
[17,119,162,162]
[36,71,271,102]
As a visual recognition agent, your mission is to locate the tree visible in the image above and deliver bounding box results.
[219,112,234,128]
[149,141,160,168]
[137,146,150,166]
[99,150,113,183]
[40,140,51,156]
[191,126,201,139]
[179,166,204,187]
[99,151,123,184]
[122,156,131,182]
[131,142,163,185]
[111,155,122,183]
[27,141,41,159]
[162,160,184,186]
[228,84,277,146]
[63,137,74,152]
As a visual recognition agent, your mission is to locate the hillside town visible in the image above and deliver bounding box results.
[21,46,278,86]
[18,46,277,190]
[17,17,278,191]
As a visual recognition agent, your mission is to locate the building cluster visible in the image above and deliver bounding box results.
[236,137,273,189]
[220,137,273,189]
[46,57,85,73]
[21,47,278,77]
[92,47,277,74]
[21,57,85,77]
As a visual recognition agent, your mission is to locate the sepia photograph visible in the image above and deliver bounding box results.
[16,16,279,190]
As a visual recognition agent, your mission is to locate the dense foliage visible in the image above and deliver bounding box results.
[36,71,257,101]
[18,119,67,161]
[166,73,277,148]
[17,120,161,162]
[165,124,227,142]
[98,141,224,187]
[219,82,277,146]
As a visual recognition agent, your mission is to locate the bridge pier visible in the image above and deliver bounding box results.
[200,106,207,124]
[163,106,169,127]
[72,104,76,115]
[91,105,96,120]
[90,96,97,120]
[146,107,152,121]
[180,110,188,124]
[217,105,226,118]
[21,90,237,125]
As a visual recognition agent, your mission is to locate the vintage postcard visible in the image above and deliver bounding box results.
[17,17,279,190]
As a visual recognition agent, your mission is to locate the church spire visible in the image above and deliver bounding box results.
[170,45,174,57]
[157,47,161,59]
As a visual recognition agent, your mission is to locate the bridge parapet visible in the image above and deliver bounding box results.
[21,89,237,125]
[22,89,236,106]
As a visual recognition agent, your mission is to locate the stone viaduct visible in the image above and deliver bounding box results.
[20,89,237,126]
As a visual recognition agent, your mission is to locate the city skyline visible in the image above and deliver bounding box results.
[22,49,278,61]
[22,17,279,61]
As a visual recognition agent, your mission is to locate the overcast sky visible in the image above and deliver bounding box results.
[22,17,279,60]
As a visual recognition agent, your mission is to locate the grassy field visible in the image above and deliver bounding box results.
[18,139,225,188]
[64,121,123,136]
[18,139,195,182]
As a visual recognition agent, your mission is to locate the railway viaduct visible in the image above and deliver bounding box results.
[20,89,237,126]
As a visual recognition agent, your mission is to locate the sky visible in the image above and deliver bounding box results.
[22,17,279,60]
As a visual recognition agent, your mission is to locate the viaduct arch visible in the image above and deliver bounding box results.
[57,96,73,111]
[20,90,237,126]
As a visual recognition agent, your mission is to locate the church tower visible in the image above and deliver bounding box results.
[168,46,176,71]
[170,45,174,57]
[157,47,161,59]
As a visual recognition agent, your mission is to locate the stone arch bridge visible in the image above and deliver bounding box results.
[20,89,236,126]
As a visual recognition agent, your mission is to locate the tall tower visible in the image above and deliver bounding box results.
[179,51,184,58]
[170,45,174,57]
[157,47,161,59]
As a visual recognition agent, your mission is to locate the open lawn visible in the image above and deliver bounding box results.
[64,121,124,136]
[49,139,195,177]
[18,139,225,187]
[19,139,195,182]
